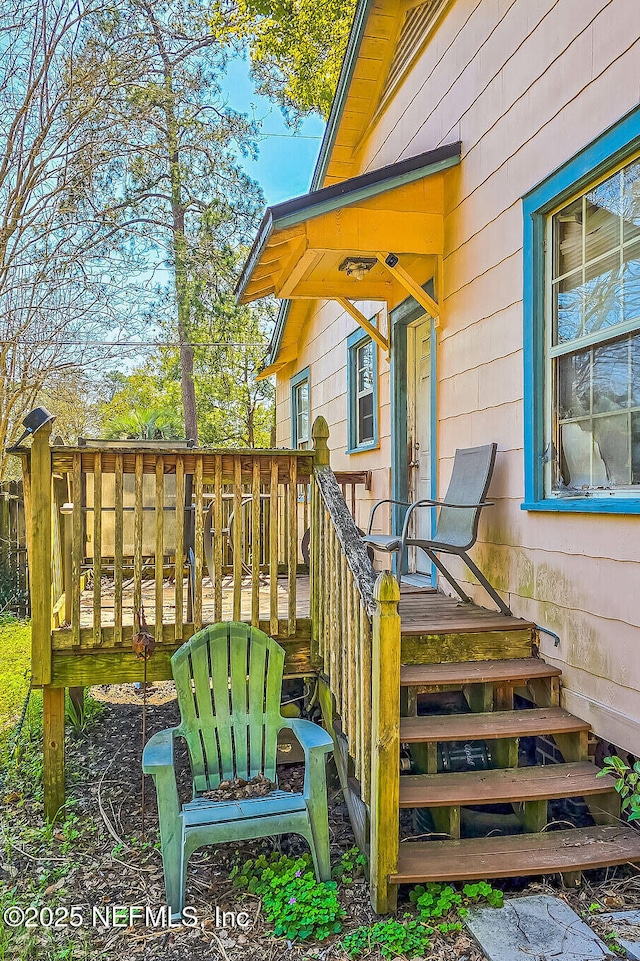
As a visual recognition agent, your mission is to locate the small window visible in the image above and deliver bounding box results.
[356,340,375,445]
[290,368,310,449]
[347,326,379,453]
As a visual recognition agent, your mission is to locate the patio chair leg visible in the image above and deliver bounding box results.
[460,552,512,616]
[424,549,472,604]
[306,753,332,881]
[396,545,407,584]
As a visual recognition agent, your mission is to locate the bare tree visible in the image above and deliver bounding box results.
[0,0,133,476]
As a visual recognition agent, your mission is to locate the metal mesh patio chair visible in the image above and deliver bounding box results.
[362,443,511,615]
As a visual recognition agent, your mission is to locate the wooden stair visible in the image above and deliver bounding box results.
[391,826,640,883]
[400,658,561,687]
[399,762,617,807]
[400,707,590,743]
[394,651,633,888]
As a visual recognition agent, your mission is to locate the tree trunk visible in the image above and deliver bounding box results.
[161,58,198,444]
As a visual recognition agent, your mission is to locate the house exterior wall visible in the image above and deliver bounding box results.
[274,0,640,752]
[276,298,393,535]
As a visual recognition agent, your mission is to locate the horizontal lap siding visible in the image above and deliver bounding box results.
[276,300,393,536]
[350,0,640,750]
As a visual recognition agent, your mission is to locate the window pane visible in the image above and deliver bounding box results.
[560,422,607,488]
[358,391,374,443]
[592,339,629,413]
[632,411,640,483]
[357,341,373,393]
[593,412,631,485]
[295,381,309,447]
[623,161,640,244]
[557,352,590,419]
[585,172,621,262]
[623,241,640,324]
[554,269,583,343]
[553,198,582,277]
[583,253,623,336]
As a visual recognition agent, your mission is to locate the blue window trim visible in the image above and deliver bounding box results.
[522,103,640,515]
[346,325,379,454]
[390,287,438,585]
[290,366,310,449]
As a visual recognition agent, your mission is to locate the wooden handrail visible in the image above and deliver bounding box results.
[309,416,401,912]
[313,466,376,618]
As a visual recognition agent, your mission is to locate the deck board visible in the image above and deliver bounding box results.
[400,707,590,742]
[77,573,311,628]
[391,826,640,883]
[398,584,534,635]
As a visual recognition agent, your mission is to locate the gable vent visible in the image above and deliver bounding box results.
[381,1,446,102]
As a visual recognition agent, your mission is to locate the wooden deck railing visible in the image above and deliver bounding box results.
[19,418,400,910]
[309,416,401,913]
[26,438,313,670]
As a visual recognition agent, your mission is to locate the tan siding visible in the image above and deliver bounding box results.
[273,0,640,751]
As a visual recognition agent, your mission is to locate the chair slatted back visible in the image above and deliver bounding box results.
[171,623,285,793]
[433,443,497,550]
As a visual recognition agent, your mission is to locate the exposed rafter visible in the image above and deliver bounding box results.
[335,298,390,358]
[376,252,440,324]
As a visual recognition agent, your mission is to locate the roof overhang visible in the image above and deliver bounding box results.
[236,142,460,308]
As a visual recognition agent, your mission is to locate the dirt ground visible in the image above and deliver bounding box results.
[1,686,639,961]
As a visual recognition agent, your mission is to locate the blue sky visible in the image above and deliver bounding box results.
[222,56,326,206]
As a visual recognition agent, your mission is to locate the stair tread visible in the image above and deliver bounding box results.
[390,825,640,882]
[399,762,613,807]
[400,658,561,687]
[400,707,590,742]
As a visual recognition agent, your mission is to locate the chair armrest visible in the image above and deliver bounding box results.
[367,498,411,535]
[142,729,181,858]
[283,718,333,802]
[283,717,333,754]
[405,498,494,510]
[142,727,180,774]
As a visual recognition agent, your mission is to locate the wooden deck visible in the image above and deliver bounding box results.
[76,573,312,627]
[398,585,531,635]
[74,574,533,643]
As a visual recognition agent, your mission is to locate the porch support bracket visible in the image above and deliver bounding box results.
[334,297,390,358]
[376,252,440,327]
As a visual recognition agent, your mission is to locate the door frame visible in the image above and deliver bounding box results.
[390,285,438,585]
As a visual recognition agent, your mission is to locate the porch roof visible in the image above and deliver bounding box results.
[236,142,460,374]
[236,142,459,308]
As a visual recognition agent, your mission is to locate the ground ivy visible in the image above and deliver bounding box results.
[230,852,344,941]
[341,880,504,959]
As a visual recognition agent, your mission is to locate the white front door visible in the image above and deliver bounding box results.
[408,318,432,575]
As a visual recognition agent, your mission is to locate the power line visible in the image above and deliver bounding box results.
[0,340,268,348]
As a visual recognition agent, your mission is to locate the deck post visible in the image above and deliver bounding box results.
[370,571,401,913]
[28,420,65,820]
[43,686,66,821]
[310,417,330,667]
[30,418,54,686]
[312,416,330,467]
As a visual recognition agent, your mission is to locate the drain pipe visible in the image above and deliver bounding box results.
[535,624,561,647]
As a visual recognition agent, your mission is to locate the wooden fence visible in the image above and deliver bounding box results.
[0,480,28,615]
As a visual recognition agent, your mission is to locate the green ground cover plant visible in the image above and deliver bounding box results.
[0,617,31,741]
[598,755,640,821]
[230,851,344,941]
[341,880,504,959]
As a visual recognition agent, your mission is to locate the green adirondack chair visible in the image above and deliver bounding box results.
[142,622,333,918]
